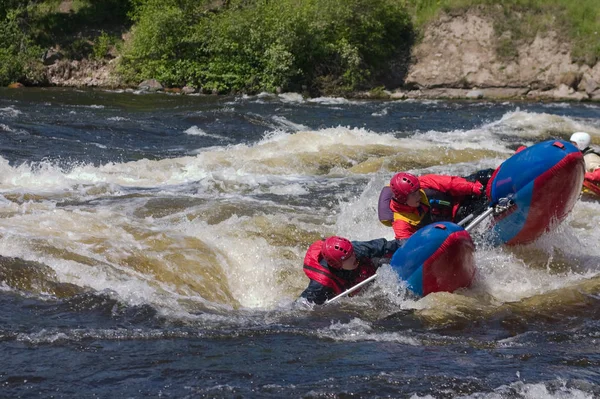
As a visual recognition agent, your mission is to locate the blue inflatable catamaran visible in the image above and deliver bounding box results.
[485,140,584,245]
[389,139,584,297]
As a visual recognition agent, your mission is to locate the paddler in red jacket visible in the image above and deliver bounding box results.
[300,236,401,305]
[378,172,486,240]
[570,132,600,196]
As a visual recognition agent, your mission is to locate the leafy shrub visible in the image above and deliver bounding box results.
[0,8,45,85]
[119,0,414,94]
[92,31,113,60]
[119,1,193,85]
[1,0,132,85]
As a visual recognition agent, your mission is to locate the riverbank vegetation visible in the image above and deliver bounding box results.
[0,0,130,86]
[1,0,599,93]
[119,0,413,95]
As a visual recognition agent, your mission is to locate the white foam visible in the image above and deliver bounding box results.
[0,124,14,132]
[308,96,355,105]
[317,317,420,345]
[271,116,309,131]
[372,107,389,116]
[455,380,596,399]
[0,106,21,117]
[184,125,233,141]
[278,92,305,103]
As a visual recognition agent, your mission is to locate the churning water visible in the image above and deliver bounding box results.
[1,88,600,398]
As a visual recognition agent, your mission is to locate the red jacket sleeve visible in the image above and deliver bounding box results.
[419,174,483,197]
[392,219,417,240]
[585,169,600,183]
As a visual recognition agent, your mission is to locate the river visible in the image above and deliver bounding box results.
[1,88,599,398]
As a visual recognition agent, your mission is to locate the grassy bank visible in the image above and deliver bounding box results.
[1,0,600,93]
[407,0,600,65]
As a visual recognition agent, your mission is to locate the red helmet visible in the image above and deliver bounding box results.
[390,172,420,203]
[321,236,354,269]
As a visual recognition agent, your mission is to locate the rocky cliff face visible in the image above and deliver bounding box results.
[399,10,600,100]
[46,58,121,88]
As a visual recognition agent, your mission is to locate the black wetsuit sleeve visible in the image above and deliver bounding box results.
[352,238,402,259]
[300,280,335,305]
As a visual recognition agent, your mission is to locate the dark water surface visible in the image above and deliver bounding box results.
[1,88,600,398]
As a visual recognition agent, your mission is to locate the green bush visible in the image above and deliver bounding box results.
[0,0,131,85]
[92,31,113,60]
[0,0,29,20]
[0,7,45,85]
[119,0,194,85]
[0,48,23,86]
[119,0,414,94]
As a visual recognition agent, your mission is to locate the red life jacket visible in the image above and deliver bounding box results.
[303,240,377,296]
[379,184,457,226]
